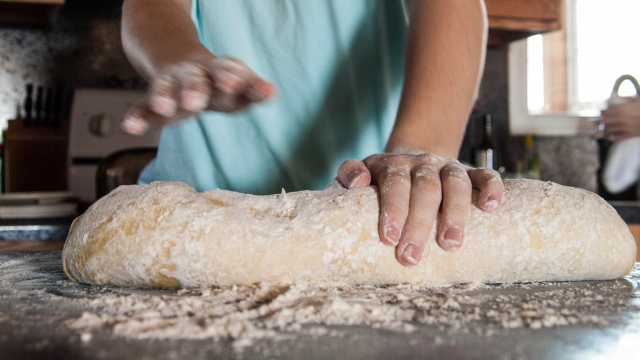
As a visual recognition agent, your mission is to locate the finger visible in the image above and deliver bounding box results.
[365,155,411,247]
[175,65,212,113]
[603,124,626,137]
[337,159,371,189]
[613,134,631,142]
[397,158,443,266]
[609,130,634,142]
[208,88,252,113]
[467,168,504,212]
[148,75,179,117]
[603,121,634,138]
[602,116,640,127]
[122,102,192,135]
[438,163,472,251]
[209,57,257,95]
[602,121,626,130]
[603,105,640,117]
[245,78,277,102]
[121,103,152,135]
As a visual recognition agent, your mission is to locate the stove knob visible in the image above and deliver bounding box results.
[88,113,113,138]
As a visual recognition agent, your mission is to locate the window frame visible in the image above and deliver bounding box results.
[508,0,600,136]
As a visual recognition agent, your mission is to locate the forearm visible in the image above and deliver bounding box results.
[122,0,211,81]
[387,0,488,158]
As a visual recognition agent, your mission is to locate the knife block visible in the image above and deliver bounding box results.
[3,119,69,193]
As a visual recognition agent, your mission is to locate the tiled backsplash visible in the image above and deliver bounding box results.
[0,2,600,192]
[537,136,599,192]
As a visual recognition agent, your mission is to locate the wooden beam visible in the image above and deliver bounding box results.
[0,240,65,252]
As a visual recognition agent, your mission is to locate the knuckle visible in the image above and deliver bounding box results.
[382,202,408,217]
[412,172,441,193]
[406,217,433,231]
[383,161,411,179]
[386,154,412,168]
[340,158,361,168]
[183,77,211,91]
[485,173,503,186]
[413,164,439,180]
[220,56,246,69]
[415,153,441,166]
[151,76,174,92]
[482,167,500,176]
[444,203,469,216]
[442,164,469,180]
[224,56,243,64]
[126,108,143,119]
[175,61,200,73]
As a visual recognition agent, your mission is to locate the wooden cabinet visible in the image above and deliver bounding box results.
[628,224,640,262]
[0,0,65,25]
[485,0,563,46]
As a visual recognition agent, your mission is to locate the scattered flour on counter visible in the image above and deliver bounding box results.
[66,279,638,350]
[3,253,638,354]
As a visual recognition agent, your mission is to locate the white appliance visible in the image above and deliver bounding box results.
[0,191,76,219]
[68,89,162,203]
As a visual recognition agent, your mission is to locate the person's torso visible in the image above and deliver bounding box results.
[140,0,407,194]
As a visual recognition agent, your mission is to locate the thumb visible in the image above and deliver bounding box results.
[337,159,372,189]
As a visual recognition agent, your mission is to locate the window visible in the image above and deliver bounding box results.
[509,0,640,135]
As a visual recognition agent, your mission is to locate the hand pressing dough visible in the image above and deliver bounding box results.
[63,179,636,288]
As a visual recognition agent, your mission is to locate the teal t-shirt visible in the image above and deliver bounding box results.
[139,0,407,194]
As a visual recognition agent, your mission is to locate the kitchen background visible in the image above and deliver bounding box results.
[0,0,603,196]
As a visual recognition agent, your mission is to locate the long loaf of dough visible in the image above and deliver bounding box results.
[63,179,636,288]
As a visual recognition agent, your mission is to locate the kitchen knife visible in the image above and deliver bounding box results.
[24,84,33,127]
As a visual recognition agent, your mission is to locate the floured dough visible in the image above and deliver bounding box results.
[62,179,636,288]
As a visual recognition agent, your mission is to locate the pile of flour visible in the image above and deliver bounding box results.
[67,279,636,350]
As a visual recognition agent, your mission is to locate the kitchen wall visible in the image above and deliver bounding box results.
[463,46,600,192]
[0,1,599,192]
[0,0,144,126]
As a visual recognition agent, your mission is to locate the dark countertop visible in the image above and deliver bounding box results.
[611,202,640,224]
[0,217,74,241]
[1,251,640,360]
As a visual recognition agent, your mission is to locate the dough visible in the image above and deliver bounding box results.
[62,179,637,288]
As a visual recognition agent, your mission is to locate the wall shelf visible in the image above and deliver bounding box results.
[0,0,65,25]
[486,0,563,46]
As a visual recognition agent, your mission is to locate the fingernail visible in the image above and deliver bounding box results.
[122,117,149,135]
[484,195,499,212]
[348,173,369,189]
[441,226,463,251]
[401,242,421,265]
[383,224,400,245]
